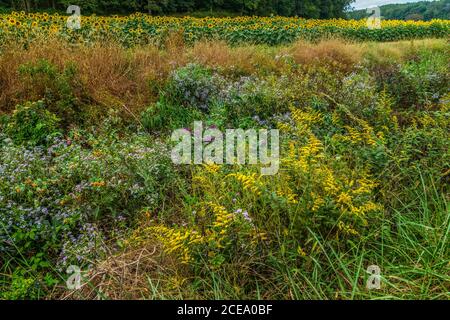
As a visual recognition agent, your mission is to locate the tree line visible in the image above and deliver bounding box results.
[0,0,354,18]
[348,0,449,21]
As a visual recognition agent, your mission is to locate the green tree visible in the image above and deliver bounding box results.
[0,0,358,18]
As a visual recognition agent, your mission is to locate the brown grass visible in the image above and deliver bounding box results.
[0,38,446,118]
[0,40,72,112]
[287,39,365,72]
[0,36,187,116]
[57,242,165,300]
[190,40,289,75]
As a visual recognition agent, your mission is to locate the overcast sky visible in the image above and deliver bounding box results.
[352,0,435,10]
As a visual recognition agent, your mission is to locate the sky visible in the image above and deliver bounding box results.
[352,0,435,10]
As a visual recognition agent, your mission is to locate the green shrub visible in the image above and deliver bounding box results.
[0,272,40,300]
[18,60,84,126]
[167,63,225,112]
[0,124,182,297]
[5,100,61,146]
[141,95,203,133]
[385,49,449,109]
[222,75,292,126]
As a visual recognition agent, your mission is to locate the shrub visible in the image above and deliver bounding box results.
[167,63,225,112]
[382,49,449,109]
[5,100,61,146]
[141,95,203,133]
[0,272,41,300]
[18,60,84,126]
[0,126,181,297]
[221,75,292,126]
[148,104,385,275]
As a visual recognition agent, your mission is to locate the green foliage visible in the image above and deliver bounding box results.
[141,95,204,132]
[161,64,298,128]
[0,0,354,18]
[390,50,449,108]
[363,42,450,110]
[5,100,61,146]
[18,60,84,126]
[221,75,293,126]
[0,272,40,300]
[0,123,181,298]
[167,63,224,112]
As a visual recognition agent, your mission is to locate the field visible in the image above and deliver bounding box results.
[0,12,449,45]
[0,12,449,300]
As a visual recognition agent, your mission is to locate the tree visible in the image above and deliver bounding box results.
[0,0,358,18]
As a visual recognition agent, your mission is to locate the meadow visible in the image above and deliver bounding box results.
[0,13,449,300]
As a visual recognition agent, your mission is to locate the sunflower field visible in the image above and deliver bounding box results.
[0,11,449,46]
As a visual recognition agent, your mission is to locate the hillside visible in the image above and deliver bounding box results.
[348,0,450,20]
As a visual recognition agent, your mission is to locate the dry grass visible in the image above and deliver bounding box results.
[287,39,365,72]
[190,40,289,75]
[0,37,446,117]
[57,243,168,300]
[0,40,71,112]
[364,38,449,62]
[1,37,278,116]
[0,35,188,116]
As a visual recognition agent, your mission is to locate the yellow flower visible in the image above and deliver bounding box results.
[297,246,307,257]
[203,163,221,174]
[227,173,262,196]
[277,187,298,204]
[337,192,352,206]
[91,181,106,188]
[311,194,325,211]
[93,150,103,158]
[337,221,359,236]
